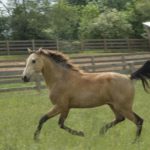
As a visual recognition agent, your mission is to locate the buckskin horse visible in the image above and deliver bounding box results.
[22,48,150,141]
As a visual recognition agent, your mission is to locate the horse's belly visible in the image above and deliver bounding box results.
[70,92,106,108]
[70,102,104,108]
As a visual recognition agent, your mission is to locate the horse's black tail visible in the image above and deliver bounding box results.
[130,60,150,92]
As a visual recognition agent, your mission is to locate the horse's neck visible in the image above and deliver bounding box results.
[41,60,61,89]
[41,55,83,89]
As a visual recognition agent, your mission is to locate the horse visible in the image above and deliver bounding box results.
[22,48,150,141]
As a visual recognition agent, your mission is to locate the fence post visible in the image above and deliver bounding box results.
[144,27,150,50]
[6,40,10,55]
[91,56,95,72]
[80,40,84,52]
[121,55,126,70]
[104,39,107,50]
[32,39,35,50]
[128,61,135,73]
[56,39,59,51]
[35,81,41,92]
[126,38,131,51]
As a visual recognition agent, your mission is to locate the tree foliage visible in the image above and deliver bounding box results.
[128,0,150,37]
[65,0,88,5]
[10,1,49,40]
[96,0,135,10]
[0,16,10,39]
[79,2,99,39]
[0,0,150,40]
[80,9,133,39]
[46,1,80,39]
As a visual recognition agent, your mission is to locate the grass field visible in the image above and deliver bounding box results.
[0,82,150,150]
[0,55,26,60]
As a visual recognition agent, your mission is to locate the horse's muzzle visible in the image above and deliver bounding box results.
[22,76,30,82]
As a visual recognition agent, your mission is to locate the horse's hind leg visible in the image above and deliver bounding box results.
[133,112,144,138]
[100,104,125,134]
[34,105,60,140]
[120,109,143,142]
[58,111,84,137]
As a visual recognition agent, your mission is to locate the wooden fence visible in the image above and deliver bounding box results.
[0,52,150,92]
[0,40,57,55]
[82,39,150,51]
[0,39,150,55]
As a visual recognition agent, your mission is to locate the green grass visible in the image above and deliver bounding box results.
[0,82,150,150]
[0,55,27,60]
[0,82,35,89]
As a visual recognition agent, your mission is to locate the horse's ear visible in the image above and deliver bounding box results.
[27,48,33,54]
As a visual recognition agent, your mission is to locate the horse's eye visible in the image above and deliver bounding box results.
[32,60,36,64]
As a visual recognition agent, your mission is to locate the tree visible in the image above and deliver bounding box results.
[10,1,50,39]
[96,0,135,11]
[45,1,80,39]
[0,16,10,39]
[79,2,99,39]
[65,0,88,5]
[128,0,150,37]
[1,0,148,40]
[80,9,133,39]
[0,7,10,40]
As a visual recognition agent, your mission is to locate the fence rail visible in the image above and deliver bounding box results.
[82,39,150,51]
[0,39,150,55]
[0,52,150,92]
[0,40,57,55]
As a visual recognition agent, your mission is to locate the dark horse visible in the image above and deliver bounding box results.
[22,48,150,141]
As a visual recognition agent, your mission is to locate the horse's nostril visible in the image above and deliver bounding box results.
[22,76,30,82]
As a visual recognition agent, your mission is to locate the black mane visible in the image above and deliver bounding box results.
[36,49,80,72]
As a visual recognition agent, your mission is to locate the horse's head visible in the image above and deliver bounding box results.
[22,48,44,82]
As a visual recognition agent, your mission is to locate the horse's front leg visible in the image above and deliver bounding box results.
[34,105,60,140]
[58,110,84,137]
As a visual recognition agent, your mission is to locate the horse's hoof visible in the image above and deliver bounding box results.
[34,131,40,141]
[99,127,106,135]
[78,131,85,137]
[34,135,39,141]
[34,137,40,142]
[132,137,140,144]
